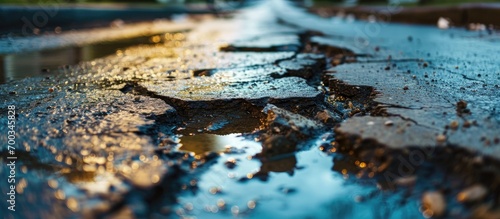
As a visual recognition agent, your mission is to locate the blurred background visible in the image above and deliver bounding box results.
[1,0,498,83]
[0,0,499,5]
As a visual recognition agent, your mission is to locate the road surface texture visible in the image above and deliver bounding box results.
[1,0,499,218]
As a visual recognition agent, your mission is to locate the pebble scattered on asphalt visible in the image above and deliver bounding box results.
[436,134,447,143]
[457,185,488,203]
[421,191,447,218]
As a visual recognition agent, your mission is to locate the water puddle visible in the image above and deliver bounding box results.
[174,132,424,218]
[0,34,174,83]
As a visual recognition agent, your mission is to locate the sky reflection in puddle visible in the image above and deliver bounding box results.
[177,133,423,218]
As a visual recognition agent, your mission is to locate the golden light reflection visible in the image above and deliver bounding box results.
[174,33,185,41]
[152,174,160,184]
[66,197,79,212]
[62,169,96,183]
[21,166,28,174]
[83,164,97,173]
[180,134,241,156]
[16,179,27,194]
[209,186,221,195]
[80,149,89,156]
[246,173,254,179]
[48,180,59,188]
[55,190,66,200]
[217,199,226,208]
[150,35,162,43]
[359,162,366,168]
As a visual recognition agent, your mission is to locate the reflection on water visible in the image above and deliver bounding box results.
[174,135,424,219]
[259,155,296,174]
[179,133,262,156]
[174,133,424,218]
[0,35,163,83]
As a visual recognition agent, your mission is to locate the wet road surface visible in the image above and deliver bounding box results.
[1,0,499,218]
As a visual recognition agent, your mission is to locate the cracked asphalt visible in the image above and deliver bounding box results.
[1,0,499,218]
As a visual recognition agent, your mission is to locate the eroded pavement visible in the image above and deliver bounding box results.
[1,0,499,218]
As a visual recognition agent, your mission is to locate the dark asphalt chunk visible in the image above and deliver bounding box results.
[259,105,320,154]
[330,61,500,159]
[140,75,320,102]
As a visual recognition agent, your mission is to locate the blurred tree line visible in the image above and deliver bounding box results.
[0,0,158,3]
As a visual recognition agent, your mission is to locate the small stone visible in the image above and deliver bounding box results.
[456,100,467,110]
[449,120,459,130]
[224,158,237,169]
[247,200,256,209]
[463,120,471,128]
[9,91,17,95]
[315,110,333,123]
[384,66,390,70]
[48,87,55,93]
[457,185,487,203]
[209,186,222,195]
[395,176,416,186]
[403,86,409,90]
[456,100,470,114]
[348,101,354,109]
[423,62,429,67]
[384,120,394,126]
[436,134,446,143]
[422,191,446,217]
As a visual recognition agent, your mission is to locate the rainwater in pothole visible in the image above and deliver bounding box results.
[0,33,178,83]
[176,132,424,219]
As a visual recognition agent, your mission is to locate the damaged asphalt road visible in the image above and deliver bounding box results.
[1,0,499,218]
